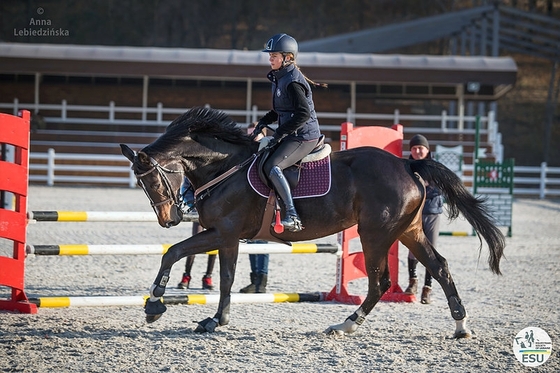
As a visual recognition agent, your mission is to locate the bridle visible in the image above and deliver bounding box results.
[134,156,184,209]
[133,142,271,210]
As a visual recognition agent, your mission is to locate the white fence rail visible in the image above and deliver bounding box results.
[512,163,560,199]
[3,99,499,141]
[2,98,495,131]
[3,98,504,161]
[28,150,560,198]
[29,149,136,188]
[7,99,557,197]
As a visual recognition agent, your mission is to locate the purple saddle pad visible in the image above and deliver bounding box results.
[247,156,331,199]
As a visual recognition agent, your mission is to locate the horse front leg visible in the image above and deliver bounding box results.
[144,229,221,323]
[194,242,239,333]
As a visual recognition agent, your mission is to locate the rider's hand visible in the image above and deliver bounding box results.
[249,121,266,140]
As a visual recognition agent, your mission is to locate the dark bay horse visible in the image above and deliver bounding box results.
[120,107,505,338]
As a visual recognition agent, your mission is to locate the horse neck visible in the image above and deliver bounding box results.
[182,139,255,189]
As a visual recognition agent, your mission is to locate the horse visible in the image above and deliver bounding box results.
[120,106,505,338]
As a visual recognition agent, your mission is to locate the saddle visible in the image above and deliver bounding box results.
[256,135,328,190]
[250,136,331,242]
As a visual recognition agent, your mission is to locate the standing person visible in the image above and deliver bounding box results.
[239,239,270,293]
[252,33,325,233]
[404,134,444,304]
[240,122,270,293]
[177,178,216,290]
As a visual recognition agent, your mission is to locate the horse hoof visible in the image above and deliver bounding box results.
[324,327,345,336]
[146,314,162,323]
[144,298,167,323]
[453,330,472,339]
[194,317,219,333]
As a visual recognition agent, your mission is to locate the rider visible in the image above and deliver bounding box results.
[253,33,325,232]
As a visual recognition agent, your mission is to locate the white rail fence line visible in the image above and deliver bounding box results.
[29,150,560,198]
[2,98,496,131]
[2,99,501,154]
[30,149,136,188]
[11,98,556,196]
[2,98,503,155]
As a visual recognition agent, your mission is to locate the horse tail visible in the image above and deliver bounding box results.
[408,159,505,275]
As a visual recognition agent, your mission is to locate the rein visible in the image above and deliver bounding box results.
[194,147,267,202]
[135,156,184,208]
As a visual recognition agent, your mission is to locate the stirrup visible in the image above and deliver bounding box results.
[281,214,303,232]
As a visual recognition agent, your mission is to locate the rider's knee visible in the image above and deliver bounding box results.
[268,165,283,178]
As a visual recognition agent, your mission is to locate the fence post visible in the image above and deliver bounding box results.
[496,133,503,163]
[393,108,400,125]
[13,98,19,116]
[488,111,496,142]
[47,148,55,186]
[109,101,115,122]
[345,107,354,124]
[156,102,163,123]
[61,99,67,121]
[251,105,258,124]
[441,109,447,130]
[540,162,546,199]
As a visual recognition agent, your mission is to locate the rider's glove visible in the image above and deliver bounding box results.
[249,121,266,140]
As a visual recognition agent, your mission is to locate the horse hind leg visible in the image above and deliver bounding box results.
[324,237,392,336]
[324,307,367,336]
[450,297,471,339]
[429,249,472,338]
[400,232,472,339]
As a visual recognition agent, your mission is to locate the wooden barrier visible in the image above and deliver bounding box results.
[324,122,414,304]
[0,110,37,314]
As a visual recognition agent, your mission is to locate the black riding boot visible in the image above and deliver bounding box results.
[268,166,302,232]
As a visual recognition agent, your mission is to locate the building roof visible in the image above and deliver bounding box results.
[299,6,497,54]
[0,42,517,98]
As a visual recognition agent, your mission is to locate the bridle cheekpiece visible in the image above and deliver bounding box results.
[134,155,184,208]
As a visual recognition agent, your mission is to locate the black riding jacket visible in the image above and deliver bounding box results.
[264,63,321,141]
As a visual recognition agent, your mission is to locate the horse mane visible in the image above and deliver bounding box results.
[144,107,254,155]
[169,107,252,144]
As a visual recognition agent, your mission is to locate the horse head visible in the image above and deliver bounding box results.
[121,107,259,228]
[120,143,184,228]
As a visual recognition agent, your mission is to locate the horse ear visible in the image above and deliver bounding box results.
[120,144,135,162]
[137,151,150,165]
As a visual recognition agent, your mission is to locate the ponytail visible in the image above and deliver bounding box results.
[283,52,328,89]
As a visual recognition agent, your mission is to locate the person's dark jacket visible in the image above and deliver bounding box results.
[409,152,444,215]
[424,184,444,215]
[261,63,321,141]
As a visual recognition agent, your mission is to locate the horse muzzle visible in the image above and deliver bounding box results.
[155,203,183,228]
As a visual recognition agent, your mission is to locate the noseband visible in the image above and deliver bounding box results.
[134,156,184,208]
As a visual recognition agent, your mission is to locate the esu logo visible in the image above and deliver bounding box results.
[522,354,545,363]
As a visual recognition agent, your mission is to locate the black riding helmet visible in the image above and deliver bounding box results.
[262,33,298,58]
